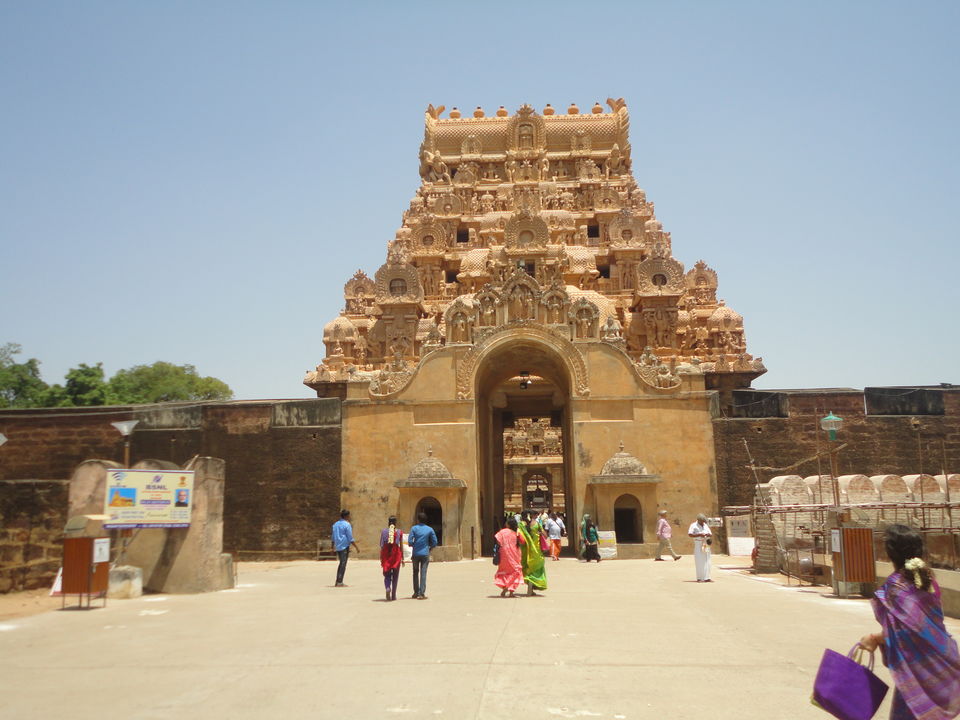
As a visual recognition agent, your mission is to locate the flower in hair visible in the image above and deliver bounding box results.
[904,557,926,588]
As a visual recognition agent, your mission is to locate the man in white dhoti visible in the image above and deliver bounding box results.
[687,514,713,582]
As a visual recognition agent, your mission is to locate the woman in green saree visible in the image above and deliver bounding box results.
[518,512,548,596]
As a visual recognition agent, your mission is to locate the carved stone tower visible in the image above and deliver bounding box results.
[306,99,764,398]
[305,99,764,560]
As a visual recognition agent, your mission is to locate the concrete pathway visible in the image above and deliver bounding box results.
[2,556,956,719]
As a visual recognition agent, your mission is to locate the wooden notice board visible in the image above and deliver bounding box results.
[62,537,109,597]
[834,527,876,583]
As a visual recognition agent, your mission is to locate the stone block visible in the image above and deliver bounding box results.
[0,544,24,563]
[24,544,46,562]
[431,545,462,562]
[108,565,143,599]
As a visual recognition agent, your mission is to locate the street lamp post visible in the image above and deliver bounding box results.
[111,420,139,467]
[820,411,843,507]
[820,411,845,596]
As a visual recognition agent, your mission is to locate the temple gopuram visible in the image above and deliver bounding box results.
[305,99,765,558]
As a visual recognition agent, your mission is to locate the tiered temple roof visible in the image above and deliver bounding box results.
[306,99,764,395]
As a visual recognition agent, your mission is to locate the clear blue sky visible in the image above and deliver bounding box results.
[2,1,958,400]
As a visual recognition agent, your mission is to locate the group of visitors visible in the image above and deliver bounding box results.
[493,511,549,597]
[335,506,719,592]
[332,509,438,600]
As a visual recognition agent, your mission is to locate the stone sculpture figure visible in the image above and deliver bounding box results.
[452,313,470,343]
[576,312,593,339]
[601,315,622,340]
[537,152,550,180]
[505,156,518,182]
[480,298,496,326]
[604,143,624,179]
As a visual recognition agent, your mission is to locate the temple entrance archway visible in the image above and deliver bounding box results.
[474,337,577,554]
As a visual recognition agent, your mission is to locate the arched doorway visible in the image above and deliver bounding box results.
[474,336,576,554]
[614,493,642,543]
[415,496,443,545]
[523,470,552,511]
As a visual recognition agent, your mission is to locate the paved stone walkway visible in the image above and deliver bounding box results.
[3,556,956,719]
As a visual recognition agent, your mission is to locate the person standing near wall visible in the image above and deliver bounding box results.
[579,513,591,561]
[583,518,601,562]
[332,509,360,587]
[688,514,712,582]
[655,509,681,561]
[407,512,438,599]
[379,515,404,601]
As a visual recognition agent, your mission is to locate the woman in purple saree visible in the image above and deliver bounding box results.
[860,524,960,719]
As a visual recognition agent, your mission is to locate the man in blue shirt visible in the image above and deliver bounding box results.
[407,512,438,599]
[332,509,359,587]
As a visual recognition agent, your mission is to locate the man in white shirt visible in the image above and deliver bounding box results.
[655,509,681,561]
[687,514,713,582]
[543,512,563,560]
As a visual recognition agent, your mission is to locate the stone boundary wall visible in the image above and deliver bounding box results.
[0,479,70,593]
[0,399,342,583]
[713,387,960,510]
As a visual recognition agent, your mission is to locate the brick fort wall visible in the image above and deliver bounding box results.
[0,399,342,590]
[713,386,960,509]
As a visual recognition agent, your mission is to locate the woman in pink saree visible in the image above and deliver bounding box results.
[860,524,960,720]
[493,517,523,597]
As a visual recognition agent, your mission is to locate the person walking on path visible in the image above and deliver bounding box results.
[379,516,404,601]
[579,513,591,560]
[543,512,563,561]
[688,514,712,582]
[518,512,548,595]
[859,524,960,720]
[655,509,681,561]
[493,517,523,597]
[583,518,602,562]
[332,509,360,587]
[407,512,438,599]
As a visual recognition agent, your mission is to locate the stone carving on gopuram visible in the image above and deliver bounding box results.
[305,99,765,398]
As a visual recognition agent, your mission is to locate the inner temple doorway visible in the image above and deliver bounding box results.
[475,339,575,555]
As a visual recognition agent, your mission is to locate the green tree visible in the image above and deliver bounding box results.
[107,361,233,404]
[0,343,50,408]
[64,363,109,406]
[1,345,234,407]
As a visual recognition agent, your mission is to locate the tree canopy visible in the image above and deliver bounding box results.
[0,343,233,408]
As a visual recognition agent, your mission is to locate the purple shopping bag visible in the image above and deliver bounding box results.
[812,644,888,720]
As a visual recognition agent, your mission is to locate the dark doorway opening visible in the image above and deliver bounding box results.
[614,494,642,543]
[416,496,443,545]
